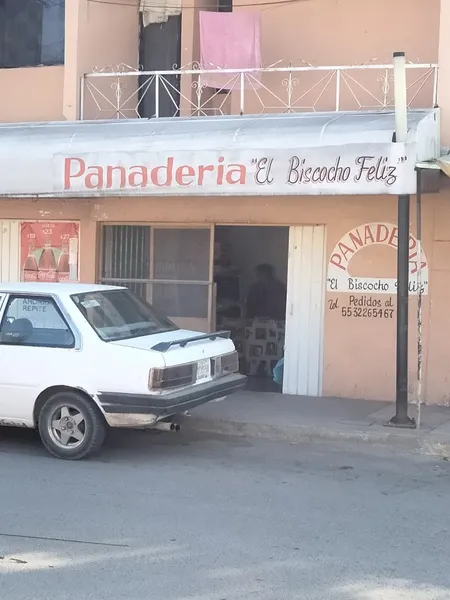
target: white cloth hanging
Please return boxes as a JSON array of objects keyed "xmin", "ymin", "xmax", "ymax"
[{"xmin": 139, "ymin": 0, "xmax": 182, "ymax": 26}]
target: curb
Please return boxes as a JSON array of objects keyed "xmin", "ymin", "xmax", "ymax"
[{"xmin": 184, "ymin": 416, "xmax": 450, "ymax": 457}]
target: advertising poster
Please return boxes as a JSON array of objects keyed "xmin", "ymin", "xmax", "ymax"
[{"xmin": 20, "ymin": 221, "xmax": 80, "ymax": 283}]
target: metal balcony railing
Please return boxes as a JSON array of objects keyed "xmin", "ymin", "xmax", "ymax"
[{"xmin": 80, "ymin": 60, "xmax": 438, "ymax": 120}]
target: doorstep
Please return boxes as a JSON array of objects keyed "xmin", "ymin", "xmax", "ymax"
[{"xmin": 184, "ymin": 392, "xmax": 450, "ymax": 456}]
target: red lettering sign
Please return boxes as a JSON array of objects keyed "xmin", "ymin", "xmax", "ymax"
[
  {"xmin": 328, "ymin": 222, "xmax": 428, "ymax": 272},
  {"xmin": 64, "ymin": 157, "xmax": 247, "ymax": 191}
]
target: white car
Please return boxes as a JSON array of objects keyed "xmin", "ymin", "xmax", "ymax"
[{"xmin": 0, "ymin": 283, "xmax": 246, "ymax": 460}]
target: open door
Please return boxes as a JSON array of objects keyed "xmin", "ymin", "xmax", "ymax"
[{"xmin": 283, "ymin": 226, "xmax": 326, "ymax": 396}]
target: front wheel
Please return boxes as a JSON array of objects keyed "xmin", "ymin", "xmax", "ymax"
[{"xmin": 38, "ymin": 391, "xmax": 106, "ymax": 460}]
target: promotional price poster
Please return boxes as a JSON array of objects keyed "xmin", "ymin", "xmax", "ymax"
[{"xmin": 20, "ymin": 222, "xmax": 80, "ymax": 283}]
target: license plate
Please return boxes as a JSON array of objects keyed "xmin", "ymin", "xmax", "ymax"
[{"xmin": 197, "ymin": 358, "xmax": 211, "ymax": 381}]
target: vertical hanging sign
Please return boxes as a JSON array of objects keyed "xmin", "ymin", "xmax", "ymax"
[{"xmin": 20, "ymin": 222, "xmax": 80, "ymax": 283}]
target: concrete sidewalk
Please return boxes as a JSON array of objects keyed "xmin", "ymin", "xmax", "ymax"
[{"xmin": 185, "ymin": 392, "xmax": 450, "ymax": 456}]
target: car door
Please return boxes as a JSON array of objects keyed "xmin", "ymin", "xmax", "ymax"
[{"xmin": 0, "ymin": 294, "xmax": 77, "ymax": 425}]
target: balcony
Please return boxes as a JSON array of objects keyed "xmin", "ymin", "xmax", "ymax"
[{"xmin": 80, "ymin": 60, "xmax": 438, "ymax": 120}]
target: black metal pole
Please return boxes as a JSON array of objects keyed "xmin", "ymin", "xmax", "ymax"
[
  {"xmin": 385, "ymin": 50, "xmax": 416, "ymax": 428},
  {"xmin": 388, "ymin": 193, "xmax": 416, "ymax": 428}
]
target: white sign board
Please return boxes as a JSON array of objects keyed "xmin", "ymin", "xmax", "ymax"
[
  {"xmin": 327, "ymin": 222, "xmax": 429, "ymax": 295},
  {"xmin": 0, "ymin": 141, "xmax": 418, "ymax": 197},
  {"xmin": 54, "ymin": 144, "xmax": 415, "ymax": 197}
]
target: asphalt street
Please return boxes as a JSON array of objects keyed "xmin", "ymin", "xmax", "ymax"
[{"xmin": 0, "ymin": 426, "xmax": 450, "ymax": 600}]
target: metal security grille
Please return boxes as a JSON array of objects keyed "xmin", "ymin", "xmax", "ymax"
[
  {"xmin": 100, "ymin": 225, "xmax": 213, "ymax": 328},
  {"xmin": 101, "ymin": 225, "xmax": 151, "ymax": 299}
]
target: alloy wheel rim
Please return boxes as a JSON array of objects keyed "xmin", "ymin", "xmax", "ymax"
[{"xmin": 48, "ymin": 405, "xmax": 86, "ymax": 449}]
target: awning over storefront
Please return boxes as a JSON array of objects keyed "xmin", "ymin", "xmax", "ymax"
[
  {"xmin": 0, "ymin": 110, "xmax": 439, "ymax": 198},
  {"xmin": 431, "ymin": 154, "xmax": 450, "ymax": 177},
  {"xmin": 416, "ymin": 152, "xmax": 450, "ymax": 185}
]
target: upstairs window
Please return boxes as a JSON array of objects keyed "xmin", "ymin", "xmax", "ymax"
[
  {"xmin": 0, "ymin": 0, "xmax": 65, "ymax": 69},
  {"xmin": 218, "ymin": 0, "xmax": 232, "ymax": 12}
]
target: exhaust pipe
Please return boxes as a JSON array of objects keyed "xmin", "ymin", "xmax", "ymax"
[{"xmin": 154, "ymin": 421, "xmax": 181, "ymax": 432}]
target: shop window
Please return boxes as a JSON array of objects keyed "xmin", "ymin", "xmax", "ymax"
[
  {"xmin": 100, "ymin": 225, "xmax": 211, "ymax": 323},
  {"xmin": 152, "ymin": 228, "xmax": 210, "ymax": 282},
  {"xmin": 101, "ymin": 225, "xmax": 151, "ymax": 300},
  {"xmin": 151, "ymin": 228, "xmax": 210, "ymax": 319},
  {"xmin": 0, "ymin": 0, "xmax": 65, "ymax": 69}
]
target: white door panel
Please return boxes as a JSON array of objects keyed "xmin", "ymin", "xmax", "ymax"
[
  {"xmin": 0, "ymin": 345, "xmax": 41, "ymax": 423},
  {"xmin": 283, "ymin": 226, "xmax": 326, "ymax": 396},
  {"xmin": 0, "ymin": 221, "xmax": 20, "ymax": 282}
]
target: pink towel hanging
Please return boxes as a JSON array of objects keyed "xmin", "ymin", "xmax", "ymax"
[{"xmin": 199, "ymin": 11, "xmax": 262, "ymax": 90}]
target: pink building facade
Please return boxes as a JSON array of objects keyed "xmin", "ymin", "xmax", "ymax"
[{"xmin": 1, "ymin": 0, "xmax": 450, "ymax": 406}]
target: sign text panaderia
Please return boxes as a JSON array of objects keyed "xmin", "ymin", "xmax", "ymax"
[
  {"xmin": 57, "ymin": 144, "xmax": 415, "ymax": 196},
  {"xmin": 327, "ymin": 222, "xmax": 429, "ymax": 296}
]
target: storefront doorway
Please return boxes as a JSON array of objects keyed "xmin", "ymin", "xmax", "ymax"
[
  {"xmin": 214, "ymin": 226, "xmax": 289, "ymax": 392},
  {"xmin": 99, "ymin": 222, "xmax": 326, "ymax": 397}
]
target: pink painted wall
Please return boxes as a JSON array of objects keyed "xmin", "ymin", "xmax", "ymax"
[
  {"xmin": 178, "ymin": 0, "xmax": 441, "ymax": 115},
  {"xmin": 0, "ymin": 0, "xmax": 140, "ymax": 123},
  {"xmin": 323, "ymin": 205, "xmax": 433, "ymax": 403},
  {"xmin": 424, "ymin": 179, "xmax": 450, "ymax": 405},
  {"xmin": 238, "ymin": 0, "xmax": 440, "ymax": 67},
  {"xmin": 64, "ymin": 0, "xmax": 140, "ymax": 120},
  {"xmin": 0, "ymin": 66, "xmax": 65, "ymax": 123},
  {"xmin": 1, "ymin": 0, "xmax": 439, "ymax": 122},
  {"xmin": 438, "ymin": 0, "xmax": 450, "ymax": 146}
]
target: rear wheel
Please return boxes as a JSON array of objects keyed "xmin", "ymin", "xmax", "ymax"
[{"xmin": 38, "ymin": 391, "xmax": 106, "ymax": 460}]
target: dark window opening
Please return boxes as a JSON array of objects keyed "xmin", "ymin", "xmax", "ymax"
[
  {"xmin": 0, "ymin": 0, "xmax": 65, "ymax": 69},
  {"xmin": 218, "ymin": 0, "xmax": 232, "ymax": 12},
  {"xmin": 138, "ymin": 14, "xmax": 182, "ymax": 118}
]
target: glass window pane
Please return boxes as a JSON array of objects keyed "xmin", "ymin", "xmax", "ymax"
[
  {"xmin": 1, "ymin": 296, "xmax": 74, "ymax": 347},
  {"xmin": 72, "ymin": 289, "xmax": 176, "ymax": 342},
  {"xmin": 0, "ymin": 0, "xmax": 65, "ymax": 69},
  {"xmin": 151, "ymin": 283, "xmax": 209, "ymax": 319},
  {"xmin": 41, "ymin": 1, "xmax": 65, "ymax": 65},
  {"xmin": 153, "ymin": 229, "xmax": 210, "ymax": 281}
]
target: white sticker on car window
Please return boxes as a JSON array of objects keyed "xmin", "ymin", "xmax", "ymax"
[{"xmin": 81, "ymin": 299, "xmax": 101, "ymax": 308}]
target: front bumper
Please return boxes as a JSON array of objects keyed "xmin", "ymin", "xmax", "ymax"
[{"xmin": 98, "ymin": 373, "xmax": 246, "ymax": 428}]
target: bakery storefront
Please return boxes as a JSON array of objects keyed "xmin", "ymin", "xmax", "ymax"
[{"xmin": 0, "ymin": 109, "xmax": 445, "ymax": 403}]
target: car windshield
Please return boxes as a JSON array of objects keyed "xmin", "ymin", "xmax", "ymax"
[{"xmin": 71, "ymin": 289, "xmax": 178, "ymax": 342}]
